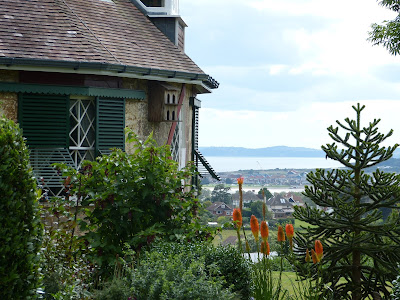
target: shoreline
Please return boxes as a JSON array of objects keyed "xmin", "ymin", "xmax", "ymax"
[{"xmin": 203, "ymin": 185, "xmax": 305, "ymax": 194}]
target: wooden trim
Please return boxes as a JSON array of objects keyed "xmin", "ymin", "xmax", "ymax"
[{"xmin": 167, "ymin": 83, "xmax": 185, "ymax": 145}]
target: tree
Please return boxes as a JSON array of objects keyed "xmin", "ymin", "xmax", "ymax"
[
  {"xmin": 211, "ymin": 184, "xmax": 232, "ymax": 205},
  {"xmin": 369, "ymin": 0, "xmax": 400, "ymax": 55},
  {"xmin": 293, "ymin": 104, "xmax": 400, "ymax": 299},
  {"xmin": 257, "ymin": 187, "xmax": 273, "ymax": 200},
  {"xmin": 250, "ymin": 201, "xmax": 272, "ymax": 220},
  {"xmin": 225, "ymin": 177, "xmax": 233, "ymax": 184},
  {"xmin": 0, "ymin": 117, "xmax": 42, "ymax": 298}
]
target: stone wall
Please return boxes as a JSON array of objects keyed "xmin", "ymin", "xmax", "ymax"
[
  {"xmin": 123, "ymin": 78, "xmax": 195, "ymax": 167},
  {"xmin": 0, "ymin": 70, "xmax": 19, "ymax": 122},
  {"xmin": 124, "ymin": 77, "xmax": 172, "ymax": 154}
]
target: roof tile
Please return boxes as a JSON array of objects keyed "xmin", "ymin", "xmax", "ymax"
[{"xmin": 0, "ymin": 0, "xmax": 204, "ymax": 74}]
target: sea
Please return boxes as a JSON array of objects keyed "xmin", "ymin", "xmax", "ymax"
[{"xmin": 205, "ymin": 156, "xmax": 343, "ymax": 173}]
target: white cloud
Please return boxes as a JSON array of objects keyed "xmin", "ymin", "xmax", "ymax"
[
  {"xmin": 181, "ymin": 0, "xmax": 400, "ymax": 148},
  {"xmin": 199, "ymin": 100, "xmax": 400, "ymax": 149}
]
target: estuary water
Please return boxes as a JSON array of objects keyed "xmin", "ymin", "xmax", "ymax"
[{"xmin": 205, "ymin": 156, "xmax": 342, "ymax": 172}]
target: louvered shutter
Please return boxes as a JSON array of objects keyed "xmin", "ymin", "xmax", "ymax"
[
  {"xmin": 18, "ymin": 94, "xmax": 69, "ymax": 148},
  {"xmin": 96, "ymin": 97, "xmax": 125, "ymax": 154}
]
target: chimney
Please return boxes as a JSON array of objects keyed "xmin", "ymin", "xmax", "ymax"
[{"xmin": 133, "ymin": 0, "xmax": 186, "ymax": 52}]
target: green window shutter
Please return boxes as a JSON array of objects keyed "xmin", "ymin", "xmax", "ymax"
[
  {"xmin": 18, "ymin": 93, "xmax": 69, "ymax": 148},
  {"xmin": 96, "ymin": 97, "xmax": 125, "ymax": 154}
]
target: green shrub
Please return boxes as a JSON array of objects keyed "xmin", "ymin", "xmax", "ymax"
[
  {"xmin": 0, "ymin": 117, "xmax": 42, "ymax": 298},
  {"xmin": 203, "ymin": 244, "xmax": 252, "ymax": 299},
  {"xmin": 55, "ymin": 130, "xmax": 216, "ymax": 276},
  {"xmin": 145, "ymin": 241, "xmax": 252, "ymax": 299},
  {"xmin": 40, "ymin": 197, "xmax": 95, "ymax": 299},
  {"xmin": 93, "ymin": 279, "xmax": 131, "ymax": 300},
  {"xmin": 130, "ymin": 246, "xmax": 236, "ymax": 299}
]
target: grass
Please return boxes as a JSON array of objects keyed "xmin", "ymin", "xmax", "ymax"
[{"xmin": 214, "ymin": 219, "xmax": 313, "ymax": 246}]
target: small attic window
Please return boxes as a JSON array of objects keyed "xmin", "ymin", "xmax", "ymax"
[{"xmin": 141, "ymin": 0, "xmax": 164, "ymax": 7}]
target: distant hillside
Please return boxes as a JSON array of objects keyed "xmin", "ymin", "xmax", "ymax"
[
  {"xmin": 199, "ymin": 146, "xmax": 325, "ymax": 157},
  {"xmin": 199, "ymin": 147, "xmax": 400, "ymax": 159}
]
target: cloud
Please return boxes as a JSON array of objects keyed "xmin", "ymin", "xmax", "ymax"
[
  {"xmin": 180, "ymin": 0, "xmax": 400, "ymax": 148},
  {"xmin": 198, "ymin": 100, "xmax": 400, "ymax": 149}
]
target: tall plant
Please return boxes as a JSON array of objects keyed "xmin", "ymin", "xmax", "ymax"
[
  {"xmin": 0, "ymin": 116, "xmax": 42, "ymax": 298},
  {"xmin": 294, "ymin": 104, "xmax": 400, "ymax": 299}
]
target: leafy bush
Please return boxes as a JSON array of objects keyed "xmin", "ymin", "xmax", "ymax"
[
  {"xmin": 129, "ymin": 244, "xmax": 236, "ymax": 300},
  {"xmin": 203, "ymin": 244, "xmax": 252, "ymax": 299},
  {"xmin": 143, "ymin": 241, "xmax": 252, "ymax": 299},
  {"xmin": 0, "ymin": 117, "xmax": 42, "ymax": 298},
  {"xmin": 93, "ymin": 279, "xmax": 131, "ymax": 300},
  {"xmin": 40, "ymin": 197, "xmax": 95, "ymax": 299},
  {"xmin": 55, "ymin": 130, "xmax": 216, "ymax": 276},
  {"xmin": 392, "ymin": 273, "xmax": 400, "ymax": 300}
]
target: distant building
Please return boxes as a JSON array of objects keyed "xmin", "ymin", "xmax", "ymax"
[
  {"xmin": 267, "ymin": 194, "xmax": 305, "ymax": 219},
  {"xmin": 206, "ymin": 202, "xmax": 233, "ymax": 216}
]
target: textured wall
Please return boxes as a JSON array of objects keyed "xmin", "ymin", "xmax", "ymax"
[
  {"xmin": 123, "ymin": 78, "xmax": 195, "ymax": 166},
  {"xmin": 0, "ymin": 70, "xmax": 19, "ymax": 122},
  {"xmin": 124, "ymin": 78, "xmax": 172, "ymax": 154}
]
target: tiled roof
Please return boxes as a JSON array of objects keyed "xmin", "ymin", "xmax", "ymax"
[
  {"xmin": 0, "ymin": 0, "xmax": 204, "ymax": 74},
  {"xmin": 206, "ymin": 202, "xmax": 233, "ymax": 212}
]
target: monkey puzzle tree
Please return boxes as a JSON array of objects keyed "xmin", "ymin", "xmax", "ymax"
[{"xmin": 293, "ymin": 104, "xmax": 400, "ymax": 300}]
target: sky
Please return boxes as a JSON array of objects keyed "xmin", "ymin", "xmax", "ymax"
[{"xmin": 180, "ymin": 0, "xmax": 400, "ymax": 150}]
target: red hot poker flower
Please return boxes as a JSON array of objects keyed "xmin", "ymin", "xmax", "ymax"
[
  {"xmin": 285, "ymin": 224, "xmax": 294, "ymax": 238},
  {"xmin": 277, "ymin": 225, "xmax": 285, "ymax": 242},
  {"xmin": 232, "ymin": 208, "xmax": 242, "ymax": 230},
  {"xmin": 261, "ymin": 241, "xmax": 267, "ymax": 256},
  {"xmin": 260, "ymin": 221, "xmax": 269, "ymax": 242},
  {"xmin": 285, "ymin": 223, "xmax": 294, "ymax": 249},
  {"xmin": 237, "ymin": 177, "xmax": 244, "ymax": 185},
  {"xmin": 250, "ymin": 215, "xmax": 259, "ymax": 242},
  {"xmin": 311, "ymin": 249, "xmax": 318, "ymax": 264},
  {"xmin": 315, "ymin": 240, "xmax": 323, "ymax": 261},
  {"xmin": 305, "ymin": 249, "xmax": 311, "ymax": 263}
]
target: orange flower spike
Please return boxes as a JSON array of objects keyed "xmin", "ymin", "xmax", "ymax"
[
  {"xmin": 237, "ymin": 177, "xmax": 244, "ymax": 185},
  {"xmin": 285, "ymin": 224, "xmax": 294, "ymax": 239},
  {"xmin": 261, "ymin": 241, "xmax": 267, "ymax": 256},
  {"xmin": 305, "ymin": 249, "xmax": 311, "ymax": 263},
  {"xmin": 260, "ymin": 221, "xmax": 269, "ymax": 242},
  {"xmin": 311, "ymin": 249, "xmax": 318, "ymax": 264},
  {"xmin": 232, "ymin": 208, "xmax": 242, "ymax": 231},
  {"xmin": 266, "ymin": 241, "xmax": 270, "ymax": 256},
  {"xmin": 315, "ymin": 240, "xmax": 323, "ymax": 261},
  {"xmin": 250, "ymin": 215, "xmax": 259, "ymax": 242},
  {"xmin": 277, "ymin": 225, "xmax": 285, "ymax": 242},
  {"xmin": 285, "ymin": 223, "xmax": 294, "ymax": 249}
]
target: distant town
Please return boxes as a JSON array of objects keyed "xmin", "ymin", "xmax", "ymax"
[{"xmin": 201, "ymin": 168, "xmax": 313, "ymax": 187}]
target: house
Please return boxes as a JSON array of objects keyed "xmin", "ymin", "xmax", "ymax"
[
  {"xmin": 206, "ymin": 202, "xmax": 233, "ymax": 217},
  {"xmin": 0, "ymin": 0, "xmax": 220, "ymax": 196},
  {"xmin": 266, "ymin": 194, "xmax": 305, "ymax": 219}
]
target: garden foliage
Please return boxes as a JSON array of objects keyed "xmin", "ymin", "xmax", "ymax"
[
  {"xmin": 129, "ymin": 241, "xmax": 250, "ymax": 300},
  {"xmin": 56, "ymin": 130, "xmax": 216, "ymax": 276},
  {"xmin": 0, "ymin": 117, "xmax": 42, "ymax": 298},
  {"xmin": 40, "ymin": 197, "xmax": 94, "ymax": 299},
  {"xmin": 294, "ymin": 104, "xmax": 400, "ymax": 299}
]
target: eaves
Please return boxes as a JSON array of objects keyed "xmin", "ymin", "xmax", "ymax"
[{"xmin": 0, "ymin": 57, "xmax": 219, "ymax": 94}]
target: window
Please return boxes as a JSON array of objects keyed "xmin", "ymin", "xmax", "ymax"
[
  {"xmin": 69, "ymin": 96, "xmax": 96, "ymax": 167},
  {"xmin": 19, "ymin": 93, "xmax": 125, "ymax": 196},
  {"xmin": 141, "ymin": 0, "xmax": 164, "ymax": 7}
]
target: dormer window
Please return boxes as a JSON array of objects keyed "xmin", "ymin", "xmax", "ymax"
[{"xmin": 141, "ymin": 0, "xmax": 164, "ymax": 7}]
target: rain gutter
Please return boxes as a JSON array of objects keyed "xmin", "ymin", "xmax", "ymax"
[{"xmin": 0, "ymin": 57, "xmax": 219, "ymax": 93}]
